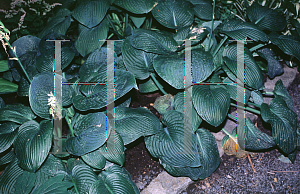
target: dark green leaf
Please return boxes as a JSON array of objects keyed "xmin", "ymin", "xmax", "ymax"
[
  {"xmin": 247, "ymin": 2, "xmax": 287, "ymax": 31},
  {"xmin": 0, "ymin": 60, "xmax": 9, "ymax": 72},
  {"xmin": 154, "ymin": 49, "xmax": 214, "ymax": 89},
  {"xmin": 130, "ymin": 29, "xmax": 178, "ymax": 54},
  {"xmin": 0, "ymin": 104, "xmax": 36, "ymax": 124},
  {"xmin": 32, "ymin": 175, "xmax": 73, "ymax": 194},
  {"xmin": 122, "ymin": 37, "xmax": 155, "ymax": 80},
  {"xmin": 75, "ymin": 19, "xmax": 109, "ymax": 57},
  {"xmin": 73, "ymin": 70, "xmax": 137, "ymax": 111},
  {"xmin": 66, "ymin": 112, "xmax": 107, "ymax": 156},
  {"xmin": 269, "ymin": 33, "xmax": 300, "ymax": 62},
  {"xmin": 238, "ymin": 118, "xmax": 275, "ymax": 150},
  {"xmin": 29, "ymin": 72, "xmax": 73, "ymax": 120},
  {"xmin": 193, "ymin": 85, "xmax": 230, "ymax": 127},
  {"xmin": 220, "ymin": 19, "xmax": 268, "ymax": 42},
  {"xmin": 257, "ymin": 48, "xmax": 283, "ymax": 79},
  {"xmin": 0, "ymin": 158, "xmax": 23, "ymax": 194},
  {"xmin": 145, "ymin": 110, "xmax": 201, "ymax": 168},
  {"xmin": 114, "ymin": 0, "xmax": 157, "ymax": 14},
  {"xmin": 72, "ymin": 0, "xmax": 110, "ymax": 28},
  {"xmin": 14, "ymin": 120, "xmax": 53, "ymax": 172},
  {"xmin": 115, "ymin": 107, "xmax": 160, "ymax": 145},
  {"xmin": 151, "ymin": 0, "xmax": 194, "ymax": 29},
  {"xmin": 261, "ymin": 97, "xmax": 297, "ymax": 154},
  {"xmin": 130, "ymin": 16, "xmax": 146, "ymax": 28},
  {"xmin": 99, "ymin": 131, "xmax": 125, "ymax": 166},
  {"xmin": 0, "ymin": 122, "xmax": 19, "ymax": 153},
  {"xmin": 223, "ymin": 44, "xmax": 264, "ymax": 90},
  {"xmin": 191, "ymin": 0, "xmax": 213, "ymax": 20},
  {"xmin": 0, "ymin": 78, "xmax": 18, "ymax": 94},
  {"xmin": 14, "ymin": 171, "xmax": 36, "ymax": 194},
  {"xmin": 82, "ymin": 149, "xmax": 106, "ymax": 170},
  {"xmin": 38, "ymin": 9, "xmax": 72, "ymax": 38},
  {"xmin": 0, "ymin": 150, "xmax": 16, "ymax": 166},
  {"xmin": 72, "ymin": 164, "xmax": 98, "ymax": 194}
]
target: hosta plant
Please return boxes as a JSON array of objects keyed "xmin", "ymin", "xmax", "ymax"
[{"xmin": 1, "ymin": 0, "xmax": 300, "ymax": 193}]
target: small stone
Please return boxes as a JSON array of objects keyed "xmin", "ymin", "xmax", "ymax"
[
  {"xmin": 227, "ymin": 175, "xmax": 232, "ymax": 179},
  {"xmin": 201, "ymin": 185, "xmax": 206, "ymax": 190}
]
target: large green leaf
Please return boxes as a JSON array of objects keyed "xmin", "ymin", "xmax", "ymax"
[
  {"xmin": 82, "ymin": 149, "xmax": 106, "ymax": 170},
  {"xmin": 31, "ymin": 175, "xmax": 73, "ymax": 194},
  {"xmin": 14, "ymin": 120, "xmax": 53, "ymax": 172},
  {"xmin": 114, "ymin": 0, "xmax": 157, "ymax": 14},
  {"xmin": 138, "ymin": 76, "xmax": 161, "ymax": 93},
  {"xmin": 75, "ymin": 19, "xmax": 109, "ymax": 57},
  {"xmin": 261, "ymin": 97, "xmax": 298, "ymax": 154},
  {"xmin": 269, "ymin": 33, "xmax": 300, "ymax": 62},
  {"xmin": 0, "ymin": 158, "xmax": 23, "ymax": 194},
  {"xmin": 14, "ymin": 171, "xmax": 36, "ymax": 194},
  {"xmin": 190, "ymin": 0, "xmax": 213, "ymax": 20},
  {"xmin": 0, "ymin": 122, "xmax": 19, "ymax": 153},
  {"xmin": 115, "ymin": 107, "xmax": 160, "ymax": 145},
  {"xmin": 173, "ymin": 92, "xmax": 202, "ymax": 132},
  {"xmin": 66, "ymin": 112, "xmax": 107, "ymax": 156},
  {"xmin": 122, "ymin": 37, "xmax": 155, "ymax": 80},
  {"xmin": 29, "ymin": 72, "xmax": 73, "ymax": 120},
  {"xmin": 195, "ymin": 128, "xmax": 220, "ymax": 179},
  {"xmin": 33, "ymin": 154, "xmax": 67, "ymax": 190},
  {"xmin": 96, "ymin": 163, "xmax": 139, "ymax": 194},
  {"xmin": 273, "ymin": 79, "xmax": 294, "ymax": 111},
  {"xmin": 223, "ymin": 44, "xmax": 264, "ymax": 90},
  {"xmin": 72, "ymin": 0, "xmax": 110, "ymax": 28},
  {"xmin": 37, "ymin": 33, "xmax": 75, "ymax": 72},
  {"xmin": 130, "ymin": 16, "xmax": 146, "ymax": 28},
  {"xmin": 247, "ymin": 2, "xmax": 287, "ymax": 31},
  {"xmin": 0, "ymin": 104, "xmax": 36, "ymax": 124},
  {"xmin": 0, "ymin": 78, "xmax": 18, "ymax": 94},
  {"xmin": 257, "ymin": 48, "xmax": 283, "ymax": 79},
  {"xmin": 78, "ymin": 46, "xmax": 116, "ymax": 78},
  {"xmin": 98, "ymin": 131, "xmax": 125, "ymax": 166},
  {"xmin": 192, "ymin": 85, "xmax": 230, "ymax": 127},
  {"xmin": 220, "ymin": 19, "xmax": 268, "ymax": 42},
  {"xmin": 237, "ymin": 118, "xmax": 275, "ymax": 151},
  {"xmin": 38, "ymin": 9, "xmax": 72, "ymax": 38},
  {"xmin": 145, "ymin": 110, "xmax": 201, "ymax": 168},
  {"xmin": 153, "ymin": 49, "xmax": 214, "ymax": 89},
  {"xmin": 222, "ymin": 77, "xmax": 251, "ymax": 105},
  {"xmin": 130, "ymin": 29, "xmax": 178, "ymax": 54},
  {"xmin": 151, "ymin": 0, "xmax": 194, "ymax": 29},
  {"xmin": 16, "ymin": 51, "xmax": 39, "ymax": 97},
  {"xmin": 71, "ymin": 164, "xmax": 98, "ymax": 194},
  {"xmin": 0, "ymin": 60, "xmax": 9, "ymax": 72},
  {"xmin": 8, "ymin": 35, "xmax": 40, "ymax": 82},
  {"xmin": 73, "ymin": 70, "xmax": 137, "ymax": 111},
  {"xmin": 160, "ymin": 127, "xmax": 220, "ymax": 180},
  {"xmin": 0, "ymin": 150, "xmax": 16, "ymax": 166}
]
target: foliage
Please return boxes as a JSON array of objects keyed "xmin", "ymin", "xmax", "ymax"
[{"xmin": 0, "ymin": 0, "xmax": 300, "ymax": 193}]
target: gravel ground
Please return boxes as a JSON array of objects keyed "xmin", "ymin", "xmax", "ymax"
[{"xmin": 181, "ymin": 150, "xmax": 300, "ymax": 193}]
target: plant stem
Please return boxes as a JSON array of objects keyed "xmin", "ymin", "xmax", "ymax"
[
  {"xmin": 249, "ymin": 43, "xmax": 266, "ymax": 52},
  {"xmin": 228, "ymin": 113, "xmax": 242, "ymax": 123},
  {"xmin": 107, "ymin": 33, "xmax": 114, "ymax": 39},
  {"xmin": 148, "ymin": 17, "xmax": 152, "ymax": 30},
  {"xmin": 230, "ymin": 103, "xmax": 261, "ymax": 115},
  {"xmin": 107, "ymin": 15, "xmax": 122, "ymax": 39},
  {"xmin": 213, "ymin": 35, "xmax": 228, "ymax": 57},
  {"xmin": 262, "ymin": 91, "xmax": 274, "ymax": 96},
  {"xmin": 2, "ymin": 36, "xmax": 31, "ymax": 84},
  {"xmin": 65, "ymin": 114, "xmax": 75, "ymax": 137},
  {"xmin": 124, "ymin": 13, "xmax": 128, "ymax": 32},
  {"xmin": 208, "ymin": 0, "xmax": 216, "ymax": 51},
  {"xmin": 150, "ymin": 73, "xmax": 167, "ymax": 95},
  {"xmin": 222, "ymin": 128, "xmax": 237, "ymax": 144},
  {"xmin": 248, "ymin": 101, "xmax": 261, "ymax": 109}
]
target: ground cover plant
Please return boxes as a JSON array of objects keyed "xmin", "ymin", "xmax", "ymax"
[{"xmin": 0, "ymin": 0, "xmax": 300, "ymax": 193}]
